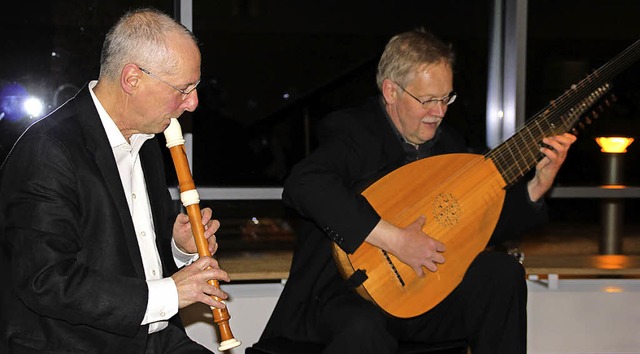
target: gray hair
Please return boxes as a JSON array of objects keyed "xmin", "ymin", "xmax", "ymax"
[
  {"xmin": 376, "ymin": 29, "xmax": 455, "ymax": 90},
  {"xmin": 99, "ymin": 8, "xmax": 197, "ymax": 80}
]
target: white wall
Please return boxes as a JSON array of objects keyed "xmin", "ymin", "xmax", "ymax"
[
  {"xmin": 181, "ymin": 282, "xmax": 285, "ymax": 354},
  {"xmin": 182, "ymin": 279, "xmax": 640, "ymax": 354},
  {"xmin": 527, "ymin": 279, "xmax": 640, "ymax": 354}
]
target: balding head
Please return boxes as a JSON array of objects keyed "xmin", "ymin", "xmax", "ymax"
[{"xmin": 99, "ymin": 8, "xmax": 197, "ymax": 82}]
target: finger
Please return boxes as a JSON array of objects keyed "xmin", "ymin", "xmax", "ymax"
[
  {"xmin": 199, "ymin": 292, "xmax": 227, "ymax": 309},
  {"xmin": 209, "ymin": 240, "xmax": 219, "ymax": 255},
  {"xmin": 433, "ymin": 253, "xmax": 446, "ymax": 264},
  {"xmin": 207, "ymin": 298, "xmax": 228, "ymax": 310},
  {"xmin": 204, "ymin": 219, "xmax": 221, "ymax": 234},
  {"xmin": 435, "ymin": 240, "xmax": 446, "ymax": 252},
  {"xmin": 205, "ymin": 232, "xmax": 217, "ymax": 245},
  {"xmin": 176, "ymin": 212, "xmax": 190, "ymax": 225},
  {"xmin": 423, "ymin": 261, "xmax": 438, "ymax": 273},
  {"xmin": 203, "ymin": 266, "xmax": 230, "ymax": 283},
  {"xmin": 557, "ymin": 133, "xmax": 577, "ymax": 144},
  {"xmin": 544, "ymin": 135, "xmax": 573, "ymax": 153},
  {"xmin": 411, "ymin": 215, "xmax": 427, "ymax": 229},
  {"xmin": 201, "ymin": 207, "xmax": 213, "ymax": 224},
  {"xmin": 193, "ymin": 257, "xmax": 211, "ymax": 271},
  {"xmin": 213, "ymin": 269, "xmax": 231, "ymax": 283},
  {"xmin": 203, "ymin": 256, "xmax": 221, "ymax": 269},
  {"xmin": 213, "ymin": 244, "xmax": 219, "ymax": 254},
  {"xmin": 201, "ymin": 282, "xmax": 229, "ymax": 300},
  {"xmin": 539, "ymin": 144, "xmax": 559, "ymax": 162},
  {"xmin": 193, "ymin": 256, "xmax": 218, "ymax": 270},
  {"xmin": 541, "ymin": 138, "xmax": 559, "ymax": 152},
  {"xmin": 544, "ymin": 142, "xmax": 569, "ymax": 163},
  {"xmin": 547, "ymin": 137, "xmax": 569, "ymax": 153}
]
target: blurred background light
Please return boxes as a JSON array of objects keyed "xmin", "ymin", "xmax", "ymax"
[
  {"xmin": 24, "ymin": 96, "xmax": 45, "ymax": 118},
  {"xmin": 0, "ymin": 83, "xmax": 29, "ymax": 122},
  {"xmin": 596, "ymin": 137, "xmax": 635, "ymax": 154}
]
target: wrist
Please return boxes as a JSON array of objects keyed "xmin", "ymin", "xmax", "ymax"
[{"xmin": 527, "ymin": 178, "xmax": 549, "ymax": 203}]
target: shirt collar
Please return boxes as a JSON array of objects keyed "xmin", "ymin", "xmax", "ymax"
[{"xmin": 88, "ymin": 80, "xmax": 154, "ymax": 151}]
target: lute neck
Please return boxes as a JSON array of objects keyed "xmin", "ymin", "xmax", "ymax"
[{"xmin": 487, "ymin": 39, "xmax": 640, "ymax": 187}]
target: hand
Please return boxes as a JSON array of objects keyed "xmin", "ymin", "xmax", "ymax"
[
  {"xmin": 393, "ymin": 216, "xmax": 446, "ymax": 276},
  {"xmin": 171, "ymin": 256, "xmax": 231, "ymax": 309},
  {"xmin": 528, "ymin": 133, "xmax": 577, "ymax": 201},
  {"xmin": 173, "ymin": 207, "xmax": 220, "ymax": 255},
  {"xmin": 367, "ymin": 216, "xmax": 446, "ymax": 277}
]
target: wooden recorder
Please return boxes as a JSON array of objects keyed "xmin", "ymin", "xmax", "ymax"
[{"xmin": 164, "ymin": 118, "xmax": 241, "ymax": 351}]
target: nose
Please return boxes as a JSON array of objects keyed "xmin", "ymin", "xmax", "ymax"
[
  {"xmin": 429, "ymin": 100, "xmax": 447, "ymax": 116},
  {"xmin": 182, "ymin": 90, "xmax": 199, "ymax": 112}
]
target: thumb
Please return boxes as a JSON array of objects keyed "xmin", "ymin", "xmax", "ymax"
[
  {"xmin": 411, "ymin": 215, "xmax": 427, "ymax": 229},
  {"xmin": 176, "ymin": 212, "xmax": 190, "ymax": 225}
]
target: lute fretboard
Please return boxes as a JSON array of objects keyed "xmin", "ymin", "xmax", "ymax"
[{"xmin": 489, "ymin": 39, "xmax": 640, "ymax": 186}]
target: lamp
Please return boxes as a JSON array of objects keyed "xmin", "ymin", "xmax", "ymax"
[
  {"xmin": 596, "ymin": 137, "xmax": 634, "ymax": 154},
  {"xmin": 595, "ymin": 136, "xmax": 634, "ymax": 254}
]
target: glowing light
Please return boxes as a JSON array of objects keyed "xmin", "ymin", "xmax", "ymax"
[
  {"xmin": 595, "ymin": 137, "xmax": 634, "ymax": 153},
  {"xmin": 23, "ymin": 96, "xmax": 44, "ymax": 118},
  {"xmin": 0, "ymin": 83, "xmax": 28, "ymax": 121},
  {"xmin": 497, "ymin": 110, "xmax": 504, "ymax": 118},
  {"xmin": 602, "ymin": 286, "xmax": 623, "ymax": 293},
  {"xmin": 594, "ymin": 255, "xmax": 632, "ymax": 270}
]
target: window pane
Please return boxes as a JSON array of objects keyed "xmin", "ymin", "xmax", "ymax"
[
  {"xmin": 190, "ymin": 0, "xmax": 492, "ymax": 186},
  {"xmin": 526, "ymin": 0, "xmax": 640, "ymax": 223},
  {"xmin": 199, "ymin": 199, "xmax": 295, "ymax": 253},
  {"xmin": 0, "ymin": 0, "xmax": 173, "ymax": 163}
]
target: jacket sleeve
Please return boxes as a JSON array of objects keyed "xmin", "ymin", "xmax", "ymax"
[
  {"xmin": 282, "ymin": 116, "xmax": 382, "ymax": 254},
  {"xmin": 2, "ymin": 133, "xmax": 148, "ymax": 336},
  {"xmin": 489, "ymin": 176, "xmax": 549, "ymax": 246}
]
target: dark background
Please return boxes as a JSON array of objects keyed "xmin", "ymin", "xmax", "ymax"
[{"xmin": 1, "ymin": 0, "xmax": 639, "ymax": 245}]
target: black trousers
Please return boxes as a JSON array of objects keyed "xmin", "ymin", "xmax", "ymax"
[
  {"xmin": 317, "ymin": 251, "xmax": 527, "ymax": 354},
  {"xmin": 145, "ymin": 323, "xmax": 213, "ymax": 354}
]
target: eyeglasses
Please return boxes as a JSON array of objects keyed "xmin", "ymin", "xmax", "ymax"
[
  {"xmin": 395, "ymin": 82, "xmax": 457, "ymax": 108},
  {"xmin": 138, "ymin": 67, "xmax": 200, "ymax": 100}
]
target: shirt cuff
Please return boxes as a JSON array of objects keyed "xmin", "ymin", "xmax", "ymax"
[
  {"xmin": 142, "ymin": 278, "xmax": 178, "ymax": 325},
  {"xmin": 526, "ymin": 188, "xmax": 545, "ymax": 210},
  {"xmin": 172, "ymin": 238, "xmax": 199, "ymax": 267}
]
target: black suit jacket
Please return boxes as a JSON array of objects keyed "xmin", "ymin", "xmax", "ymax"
[
  {"xmin": 0, "ymin": 85, "xmax": 182, "ymax": 353},
  {"xmin": 261, "ymin": 97, "xmax": 547, "ymax": 342}
]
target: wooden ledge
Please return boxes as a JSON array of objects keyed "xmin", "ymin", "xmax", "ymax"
[
  {"xmin": 549, "ymin": 185, "xmax": 640, "ymax": 199},
  {"xmin": 216, "ymin": 251, "xmax": 640, "ymax": 282},
  {"xmin": 217, "ymin": 251, "xmax": 293, "ymax": 281},
  {"xmin": 524, "ymin": 254, "xmax": 640, "ymax": 276}
]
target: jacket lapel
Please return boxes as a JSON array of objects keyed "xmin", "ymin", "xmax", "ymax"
[
  {"xmin": 74, "ymin": 85, "xmax": 146, "ymax": 278},
  {"xmin": 369, "ymin": 99, "xmax": 408, "ymax": 172}
]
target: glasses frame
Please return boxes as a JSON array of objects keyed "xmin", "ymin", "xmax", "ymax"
[
  {"xmin": 395, "ymin": 82, "xmax": 457, "ymax": 108},
  {"xmin": 138, "ymin": 66, "xmax": 200, "ymax": 99}
]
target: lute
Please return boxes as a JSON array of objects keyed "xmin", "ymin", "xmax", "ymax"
[{"xmin": 333, "ymin": 38, "xmax": 640, "ymax": 318}]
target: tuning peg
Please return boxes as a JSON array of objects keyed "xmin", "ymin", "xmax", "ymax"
[{"xmin": 611, "ymin": 93, "xmax": 618, "ymax": 102}]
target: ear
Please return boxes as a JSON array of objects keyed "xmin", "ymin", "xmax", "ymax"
[
  {"xmin": 121, "ymin": 64, "xmax": 141, "ymax": 95},
  {"xmin": 381, "ymin": 79, "xmax": 398, "ymax": 104}
]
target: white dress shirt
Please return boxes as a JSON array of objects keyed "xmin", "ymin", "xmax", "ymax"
[{"xmin": 88, "ymin": 81, "xmax": 195, "ymax": 333}]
